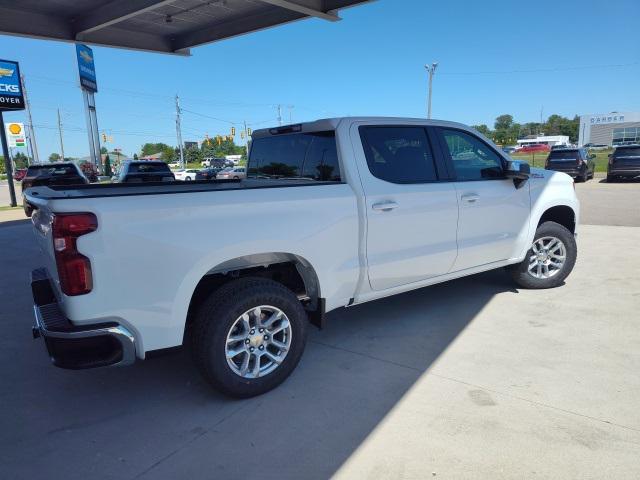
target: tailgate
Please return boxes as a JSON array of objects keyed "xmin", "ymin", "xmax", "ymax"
[{"xmin": 30, "ymin": 207, "xmax": 60, "ymax": 297}]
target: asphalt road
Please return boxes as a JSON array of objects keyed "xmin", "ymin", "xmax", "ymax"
[
  {"xmin": 1, "ymin": 204, "xmax": 639, "ymax": 478},
  {"xmin": 0, "ymin": 179, "xmax": 19, "ymax": 207}
]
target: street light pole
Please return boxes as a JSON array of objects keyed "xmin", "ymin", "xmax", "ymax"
[{"xmin": 424, "ymin": 62, "xmax": 438, "ymax": 119}]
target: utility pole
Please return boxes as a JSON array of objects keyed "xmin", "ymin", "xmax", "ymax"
[
  {"xmin": 175, "ymin": 95, "xmax": 185, "ymax": 169},
  {"xmin": 21, "ymin": 74, "xmax": 39, "ymax": 164},
  {"xmin": 57, "ymin": 108, "xmax": 65, "ymax": 160},
  {"xmin": 424, "ymin": 62, "xmax": 438, "ymax": 119},
  {"xmin": 277, "ymin": 105, "xmax": 283, "ymax": 126},
  {"xmin": 288, "ymin": 105, "xmax": 294, "ymax": 124},
  {"xmin": 243, "ymin": 120, "xmax": 250, "ymax": 160}
]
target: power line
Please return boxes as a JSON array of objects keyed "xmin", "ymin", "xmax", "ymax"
[{"xmin": 439, "ymin": 60, "xmax": 640, "ymax": 76}]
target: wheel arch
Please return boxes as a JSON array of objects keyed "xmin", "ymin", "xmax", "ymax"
[
  {"xmin": 537, "ymin": 205, "xmax": 576, "ymax": 234},
  {"xmin": 185, "ymin": 252, "xmax": 324, "ymax": 331}
]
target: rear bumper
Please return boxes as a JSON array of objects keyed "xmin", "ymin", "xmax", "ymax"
[
  {"xmin": 608, "ymin": 167, "xmax": 640, "ymax": 178},
  {"xmin": 547, "ymin": 167, "xmax": 582, "ymax": 177},
  {"xmin": 31, "ymin": 268, "xmax": 136, "ymax": 369}
]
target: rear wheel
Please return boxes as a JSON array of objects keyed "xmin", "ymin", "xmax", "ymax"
[
  {"xmin": 607, "ymin": 175, "xmax": 617, "ymax": 183},
  {"xmin": 192, "ymin": 277, "xmax": 308, "ymax": 398},
  {"xmin": 508, "ymin": 221, "xmax": 577, "ymax": 289}
]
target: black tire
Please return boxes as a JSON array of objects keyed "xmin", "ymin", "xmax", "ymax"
[
  {"xmin": 508, "ymin": 221, "xmax": 577, "ymax": 289},
  {"xmin": 192, "ymin": 277, "xmax": 308, "ymax": 398},
  {"xmin": 185, "ymin": 177, "xmax": 192, "ymax": 181},
  {"xmin": 606, "ymin": 175, "xmax": 616, "ymax": 183}
]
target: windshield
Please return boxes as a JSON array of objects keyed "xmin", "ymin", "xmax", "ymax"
[
  {"xmin": 614, "ymin": 147, "xmax": 640, "ymax": 158},
  {"xmin": 128, "ymin": 163, "xmax": 170, "ymax": 173},
  {"xmin": 26, "ymin": 165, "xmax": 78, "ymax": 176},
  {"xmin": 548, "ymin": 150, "xmax": 579, "ymax": 162}
]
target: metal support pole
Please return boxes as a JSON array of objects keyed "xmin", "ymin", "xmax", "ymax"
[
  {"xmin": 0, "ymin": 112, "xmax": 17, "ymax": 207},
  {"xmin": 425, "ymin": 62, "xmax": 438, "ymax": 119},
  {"xmin": 82, "ymin": 89, "xmax": 97, "ymax": 168},
  {"xmin": 277, "ymin": 105, "xmax": 282, "ymax": 126},
  {"xmin": 88, "ymin": 92, "xmax": 102, "ymax": 174},
  {"xmin": 21, "ymin": 74, "xmax": 39, "ymax": 164},
  {"xmin": 175, "ymin": 95, "xmax": 185, "ymax": 169}
]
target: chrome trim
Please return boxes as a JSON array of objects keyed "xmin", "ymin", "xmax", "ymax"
[{"xmin": 33, "ymin": 305, "xmax": 136, "ymax": 367}]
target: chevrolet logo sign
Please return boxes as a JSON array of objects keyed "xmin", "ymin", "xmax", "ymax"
[
  {"xmin": 0, "ymin": 68, "xmax": 14, "ymax": 78},
  {"xmin": 79, "ymin": 51, "xmax": 93, "ymax": 63}
]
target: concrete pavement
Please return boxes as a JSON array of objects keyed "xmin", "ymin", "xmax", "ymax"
[
  {"xmin": 1, "ymin": 217, "xmax": 639, "ymax": 479},
  {"xmin": 575, "ymin": 178, "xmax": 640, "ymax": 227}
]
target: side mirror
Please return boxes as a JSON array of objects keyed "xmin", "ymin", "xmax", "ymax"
[{"xmin": 505, "ymin": 160, "xmax": 530, "ymax": 180}]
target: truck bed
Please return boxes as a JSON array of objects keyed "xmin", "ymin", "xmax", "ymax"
[{"xmin": 25, "ymin": 178, "xmax": 339, "ymax": 201}]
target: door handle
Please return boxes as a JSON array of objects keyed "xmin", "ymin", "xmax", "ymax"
[
  {"xmin": 372, "ymin": 201, "xmax": 398, "ymax": 212},
  {"xmin": 461, "ymin": 193, "xmax": 480, "ymax": 204}
]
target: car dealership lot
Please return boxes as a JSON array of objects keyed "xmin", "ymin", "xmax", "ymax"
[{"xmin": 1, "ymin": 181, "xmax": 639, "ymax": 479}]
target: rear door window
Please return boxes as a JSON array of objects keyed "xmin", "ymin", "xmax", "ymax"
[
  {"xmin": 248, "ymin": 132, "xmax": 341, "ymax": 181},
  {"xmin": 359, "ymin": 126, "xmax": 438, "ymax": 183}
]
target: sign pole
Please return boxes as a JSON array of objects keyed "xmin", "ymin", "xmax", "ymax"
[
  {"xmin": 75, "ymin": 44, "xmax": 102, "ymax": 175},
  {"xmin": 0, "ymin": 112, "xmax": 17, "ymax": 207}
]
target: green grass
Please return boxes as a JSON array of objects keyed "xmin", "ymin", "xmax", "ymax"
[
  {"xmin": 510, "ymin": 149, "xmax": 611, "ymax": 173},
  {"xmin": 0, "ymin": 205, "xmax": 22, "ymax": 211}
]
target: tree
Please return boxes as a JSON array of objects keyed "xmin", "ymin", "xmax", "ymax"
[
  {"xmin": 100, "ymin": 146, "xmax": 108, "ymax": 154},
  {"xmin": 140, "ymin": 142, "xmax": 175, "ymax": 161},
  {"xmin": 13, "ymin": 152, "xmax": 29, "ymax": 169},
  {"xmin": 494, "ymin": 114, "xmax": 514, "ymax": 132},
  {"xmin": 133, "ymin": 153, "xmax": 138, "ymax": 160},
  {"xmin": 472, "ymin": 124, "xmax": 492, "ymax": 137},
  {"xmin": 49, "ymin": 153, "xmax": 61, "ymax": 162}
]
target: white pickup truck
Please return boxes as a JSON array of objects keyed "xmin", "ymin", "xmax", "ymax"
[{"xmin": 26, "ymin": 117, "xmax": 579, "ymax": 397}]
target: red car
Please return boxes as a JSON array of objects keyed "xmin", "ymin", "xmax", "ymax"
[
  {"xmin": 13, "ymin": 168, "xmax": 27, "ymax": 181},
  {"xmin": 518, "ymin": 143, "xmax": 550, "ymax": 153}
]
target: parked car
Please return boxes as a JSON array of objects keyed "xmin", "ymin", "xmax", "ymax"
[
  {"xmin": 545, "ymin": 148, "xmax": 595, "ymax": 182},
  {"xmin": 501, "ymin": 146, "xmax": 517, "ymax": 154},
  {"xmin": 174, "ymin": 169, "xmax": 200, "ymax": 181},
  {"xmin": 26, "ymin": 117, "xmax": 579, "ymax": 398},
  {"xmin": 21, "ymin": 162, "xmax": 89, "ymax": 216},
  {"xmin": 518, "ymin": 143, "xmax": 551, "ymax": 153},
  {"xmin": 13, "ymin": 168, "xmax": 27, "ymax": 181},
  {"xmin": 195, "ymin": 167, "xmax": 219, "ymax": 180},
  {"xmin": 112, "ymin": 160, "xmax": 175, "ymax": 183},
  {"xmin": 168, "ymin": 162, "xmax": 181, "ymax": 169},
  {"xmin": 607, "ymin": 145, "xmax": 640, "ymax": 182},
  {"xmin": 79, "ymin": 162, "xmax": 99, "ymax": 182},
  {"xmin": 216, "ymin": 166, "xmax": 246, "ymax": 179}
]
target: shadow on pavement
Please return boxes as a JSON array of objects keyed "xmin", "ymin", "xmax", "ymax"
[{"xmin": 1, "ymin": 222, "xmax": 518, "ymax": 480}]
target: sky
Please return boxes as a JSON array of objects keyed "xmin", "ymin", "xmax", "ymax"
[{"xmin": 1, "ymin": 0, "xmax": 639, "ymax": 159}]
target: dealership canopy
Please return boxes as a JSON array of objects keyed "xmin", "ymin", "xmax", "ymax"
[{"xmin": 0, "ymin": 0, "xmax": 371, "ymax": 55}]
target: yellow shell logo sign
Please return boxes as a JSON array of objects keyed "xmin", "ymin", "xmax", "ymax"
[{"xmin": 8, "ymin": 123, "xmax": 22, "ymax": 135}]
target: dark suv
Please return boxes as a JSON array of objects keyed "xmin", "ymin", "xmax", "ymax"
[
  {"xmin": 21, "ymin": 162, "xmax": 89, "ymax": 216},
  {"xmin": 544, "ymin": 148, "xmax": 595, "ymax": 182},
  {"xmin": 607, "ymin": 145, "xmax": 640, "ymax": 182},
  {"xmin": 113, "ymin": 161, "xmax": 175, "ymax": 183}
]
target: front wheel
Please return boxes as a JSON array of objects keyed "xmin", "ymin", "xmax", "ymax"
[
  {"xmin": 508, "ymin": 221, "xmax": 577, "ymax": 289},
  {"xmin": 192, "ymin": 277, "xmax": 308, "ymax": 398}
]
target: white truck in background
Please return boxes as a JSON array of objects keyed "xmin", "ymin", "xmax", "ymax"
[{"xmin": 26, "ymin": 117, "xmax": 579, "ymax": 397}]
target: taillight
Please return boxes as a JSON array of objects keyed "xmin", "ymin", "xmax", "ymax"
[
  {"xmin": 52, "ymin": 213, "xmax": 98, "ymax": 296},
  {"xmin": 609, "ymin": 155, "xmax": 614, "ymax": 165}
]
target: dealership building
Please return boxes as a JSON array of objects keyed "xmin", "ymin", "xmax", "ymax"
[{"xmin": 578, "ymin": 111, "xmax": 640, "ymax": 146}]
